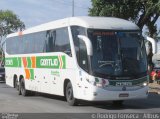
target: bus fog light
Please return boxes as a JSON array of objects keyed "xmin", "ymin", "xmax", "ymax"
[{"xmin": 143, "ymin": 82, "xmax": 147, "ymax": 86}]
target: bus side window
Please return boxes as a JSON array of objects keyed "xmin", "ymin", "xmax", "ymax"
[
  {"xmin": 71, "ymin": 26, "xmax": 88, "ymax": 72},
  {"xmin": 54, "ymin": 28, "xmax": 72, "ymax": 56},
  {"xmin": 46, "ymin": 30, "xmax": 56, "ymax": 52},
  {"xmin": 78, "ymin": 38, "xmax": 89, "ymax": 72}
]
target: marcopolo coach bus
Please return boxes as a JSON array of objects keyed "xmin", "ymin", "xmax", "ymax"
[{"xmin": 5, "ymin": 16, "xmax": 148, "ymax": 106}]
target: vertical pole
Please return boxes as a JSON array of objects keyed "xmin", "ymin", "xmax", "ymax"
[{"xmin": 72, "ymin": 0, "xmax": 74, "ymax": 17}]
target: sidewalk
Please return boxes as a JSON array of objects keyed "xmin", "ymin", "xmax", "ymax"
[{"xmin": 149, "ymin": 82, "xmax": 160, "ymax": 94}]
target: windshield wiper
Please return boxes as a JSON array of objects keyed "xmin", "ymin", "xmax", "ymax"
[{"xmin": 98, "ymin": 60, "xmax": 115, "ymax": 67}]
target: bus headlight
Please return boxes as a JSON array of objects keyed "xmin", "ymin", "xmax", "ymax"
[
  {"xmin": 143, "ymin": 82, "xmax": 148, "ymax": 86},
  {"xmin": 86, "ymin": 78, "xmax": 109, "ymax": 88}
]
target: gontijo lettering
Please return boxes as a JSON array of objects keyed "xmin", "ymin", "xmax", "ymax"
[{"xmin": 40, "ymin": 59, "xmax": 58, "ymax": 67}]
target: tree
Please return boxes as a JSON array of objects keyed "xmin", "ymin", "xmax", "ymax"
[
  {"xmin": 0, "ymin": 10, "xmax": 25, "ymax": 65},
  {"xmin": 89, "ymin": 0, "xmax": 160, "ymax": 38},
  {"xmin": 0, "ymin": 10, "xmax": 25, "ymax": 37}
]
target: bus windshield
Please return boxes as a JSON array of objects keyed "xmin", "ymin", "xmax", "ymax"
[{"xmin": 88, "ymin": 29, "xmax": 147, "ymax": 78}]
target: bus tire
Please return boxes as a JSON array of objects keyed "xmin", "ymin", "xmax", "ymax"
[
  {"xmin": 15, "ymin": 78, "xmax": 19, "ymax": 91},
  {"xmin": 13, "ymin": 75, "xmax": 17, "ymax": 88},
  {"xmin": 20, "ymin": 78, "xmax": 29, "ymax": 96},
  {"xmin": 66, "ymin": 82, "xmax": 78, "ymax": 106},
  {"xmin": 112, "ymin": 100, "xmax": 124, "ymax": 106},
  {"xmin": 18, "ymin": 83, "xmax": 22, "ymax": 95}
]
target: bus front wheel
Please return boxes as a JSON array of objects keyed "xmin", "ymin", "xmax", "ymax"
[{"xmin": 66, "ymin": 82, "xmax": 78, "ymax": 106}]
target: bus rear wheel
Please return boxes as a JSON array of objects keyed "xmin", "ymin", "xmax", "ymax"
[
  {"xmin": 66, "ymin": 82, "xmax": 78, "ymax": 106},
  {"xmin": 19, "ymin": 78, "xmax": 29, "ymax": 96},
  {"xmin": 15, "ymin": 78, "xmax": 19, "ymax": 90}
]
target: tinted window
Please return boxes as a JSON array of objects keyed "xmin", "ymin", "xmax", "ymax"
[
  {"xmin": 79, "ymin": 39, "xmax": 89, "ymax": 72},
  {"xmin": 46, "ymin": 30, "xmax": 56, "ymax": 52},
  {"xmin": 6, "ymin": 37, "xmax": 20, "ymax": 54},
  {"xmin": 54, "ymin": 28, "xmax": 71, "ymax": 56},
  {"xmin": 71, "ymin": 26, "xmax": 86, "ymax": 56},
  {"xmin": 6, "ymin": 27, "xmax": 71, "ymax": 55},
  {"xmin": 23, "ymin": 35, "xmax": 34, "ymax": 53},
  {"xmin": 71, "ymin": 26, "xmax": 88, "ymax": 72},
  {"xmin": 88, "ymin": 29, "xmax": 147, "ymax": 78}
]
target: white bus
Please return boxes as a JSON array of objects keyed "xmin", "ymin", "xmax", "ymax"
[{"xmin": 5, "ymin": 16, "xmax": 148, "ymax": 106}]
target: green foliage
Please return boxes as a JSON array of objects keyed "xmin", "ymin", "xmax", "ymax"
[
  {"xmin": 89, "ymin": 0, "xmax": 160, "ymax": 37},
  {"xmin": 0, "ymin": 10, "xmax": 25, "ymax": 64},
  {"xmin": 89, "ymin": 0, "xmax": 138, "ymax": 20},
  {"xmin": 0, "ymin": 10, "xmax": 25, "ymax": 37}
]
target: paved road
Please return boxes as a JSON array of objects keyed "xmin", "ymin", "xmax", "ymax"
[{"xmin": 0, "ymin": 82, "xmax": 160, "ymax": 118}]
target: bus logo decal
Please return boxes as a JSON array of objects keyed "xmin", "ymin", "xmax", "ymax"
[
  {"xmin": 5, "ymin": 55, "xmax": 66, "ymax": 80},
  {"xmin": 36, "ymin": 55, "xmax": 66, "ymax": 69}
]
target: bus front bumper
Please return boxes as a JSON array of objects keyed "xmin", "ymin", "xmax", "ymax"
[{"xmin": 82, "ymin": 86, "xmax": 149, "ymax": 101}]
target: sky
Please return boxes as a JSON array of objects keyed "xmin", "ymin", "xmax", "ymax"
[
  {"xmin": 0, "ymin": 0, "xmax": 159, "ymax": 35},
  {"xmin": 0, "ymin": 0, "xmax": 91, "ymax": 28}
]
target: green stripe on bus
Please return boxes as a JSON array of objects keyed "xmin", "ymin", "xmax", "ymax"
[
  {"xmin": 5, "ymin": 55, "xmax": 66, "ymax": 69},
  {"xmin": 18, "ymin": 57, "xmax": 22, "ymax": 67},
  {"xmin": 5, "ymin": 57, "xmax": 21, "ymax": 67},
  {"xmin": 27, "ymin": 57, "xmax": 32, "ymax": 68},
  {"xmin": 30, "ymin": 69, "xmax": 34, "ymax": 80}
]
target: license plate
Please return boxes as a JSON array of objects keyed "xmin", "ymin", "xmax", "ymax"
[
  {"xmin": 116, "ymin": 82, "xmax": 132, "ymax": 86},
  {"xmin": 119, "ymin": 93, "xmax": 129, "ymax": 97}
]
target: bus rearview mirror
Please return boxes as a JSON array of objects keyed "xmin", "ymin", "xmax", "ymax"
[{"xmin": 78, "ymin": 35, "xmax": 93, "ymax": 56}]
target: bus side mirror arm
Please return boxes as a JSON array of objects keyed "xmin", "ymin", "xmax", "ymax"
[{"xmin": 77, "ymin": 35, "xmax": 93, "ymax": 56}]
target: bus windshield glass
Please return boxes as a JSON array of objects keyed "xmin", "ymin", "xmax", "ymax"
[{"xmin": 87, "ymin": 29, "xmax": 147, "ymax": 78}]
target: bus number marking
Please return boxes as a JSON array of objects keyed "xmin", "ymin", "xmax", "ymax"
[{"xmin": 5, "ymin": 60, "xmax": 13, "ymax": 66}]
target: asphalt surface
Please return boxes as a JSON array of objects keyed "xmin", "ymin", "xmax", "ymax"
[{"xmin": 0, "ymin": 82, "xmax": 160, "ymax": 118}]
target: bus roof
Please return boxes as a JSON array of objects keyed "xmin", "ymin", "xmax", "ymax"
[{"xmin": 7, "ymin": 16, "xmax": 139, "ymax": 38}]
